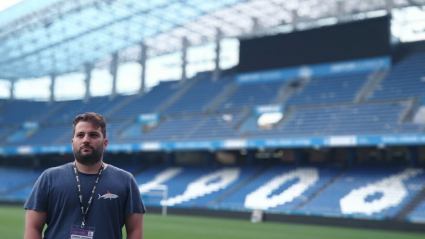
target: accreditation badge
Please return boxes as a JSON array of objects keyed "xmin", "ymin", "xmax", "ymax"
[{"xmin": 70, "ymin": 225, "xmax": 95, "ymax": 239}]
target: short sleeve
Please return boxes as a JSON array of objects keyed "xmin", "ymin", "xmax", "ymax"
[
  {"xmin": 24, "ymin": 171, "xmax": 49, "ymax": 212},
  {"xmin": 125, "ymin": 176, "xmax": 146, "ymax": 214}
]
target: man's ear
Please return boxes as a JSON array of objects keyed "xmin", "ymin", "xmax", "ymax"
[
  {"xmin": 71, "ymin": 139, "xmax": 74, "ymax": 150},
  {"xmin": 103, "ymin": 139, "xmax": 108, "ymax": 150}
]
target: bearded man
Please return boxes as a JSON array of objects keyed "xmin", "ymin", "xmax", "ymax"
[{"xmin": 24, "ymin": 112, "xmax": 145, "ymax": 239}]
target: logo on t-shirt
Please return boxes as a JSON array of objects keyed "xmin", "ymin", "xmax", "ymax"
[{"xmin": 98, "ymin": 191, "xmax": 119, "ymax": 200}]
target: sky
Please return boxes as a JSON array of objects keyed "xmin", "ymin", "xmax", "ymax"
[
  {"xmin": 0, "ymin": 3, "xmax": 424, "ymax": 101},
  {"xmin": 0, "ymin": 38, "xmax": 239, "ymax": 101},
  {"xmin": 0, "ymin": 0, "xmax": 23, "ymax": 12},
  {"xmin": 0, "ymin": 0, "xmax": 240, "ymax": 100}
]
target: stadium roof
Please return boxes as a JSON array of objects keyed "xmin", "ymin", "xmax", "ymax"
[{"xmin": 0, "ymin": 0, "xmax": 424, "ymax": 80}]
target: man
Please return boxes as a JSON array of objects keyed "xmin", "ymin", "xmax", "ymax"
[{"xmin": 24, "ymin": 112, "xmax": 145, "ymax": 239}]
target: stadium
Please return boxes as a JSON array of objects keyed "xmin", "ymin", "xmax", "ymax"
[{"xmin": 1, "ymin": 0, "xmax": 425, "ymax": 238}]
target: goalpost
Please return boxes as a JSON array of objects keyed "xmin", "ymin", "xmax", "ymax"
[{"xmin": 139, "ymin": 184, "xmax": 168, "ymax": 216}]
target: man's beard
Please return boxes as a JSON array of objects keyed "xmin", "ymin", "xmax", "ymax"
[{"xmin": 73, "ymin": 143, "xmax": 104, "ymax": 166}]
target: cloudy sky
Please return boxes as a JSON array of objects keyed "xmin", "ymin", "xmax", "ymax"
[
  {"xmin": 0, "ymin": 0, "xmax": 23, "ymax": 12},
  {"xmin": 0, "ymin": 1, "xmax": 424, "ymax": 101}
]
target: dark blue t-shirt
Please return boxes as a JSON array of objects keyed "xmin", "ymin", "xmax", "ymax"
[{"xmin": 24, "ymin": 162, "xmax": 146, "ymax": 239}]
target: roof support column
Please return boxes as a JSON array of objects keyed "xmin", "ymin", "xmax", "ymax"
[
  {"xmin": 139, "ymin": 43, "xmax": 147, "ymax": 96},
  {"xmin": 9, "ymin": 80, "xmax": 15, "ymax": 101},
  {"xmin": 84, "ymin": 63, "xmax": 93, "ymax": 103},
  {"xmin": 110, "ymin": 52, "xmax": 118, "ymax": 100},
  {"xmin": 181, "ymin": 37, "xmax": 189, "ymax": 81},
  {"xmin": 213, "ymin": 28, "xmax": 222, "ymax": 81},
  {"xmin": 337, "ymin": 1, "xmax": 345, "ymax": 22},
  {"xmin": 50, "ymin": 74, "xmax": 56, "ymax": 103},
  {"xmin": 292, "ymin": 10, "xmax": 299, "ymax": 29},
  {"xmin": 386, "ymin": 0, "xmax": 393, "ymax": 14},
  {"xmin": 252, "ymin": 17, "xmax": 260, "ymax": 36}
]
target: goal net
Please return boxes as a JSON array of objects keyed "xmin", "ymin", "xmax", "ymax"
[{"xmin": 139, "ymin": 184, "xmax": 168, "ymax": 216}]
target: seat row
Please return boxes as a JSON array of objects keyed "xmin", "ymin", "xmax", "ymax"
[{"xmin": 2, "ymin": 165, "xmax": 424, "ymax": 222}]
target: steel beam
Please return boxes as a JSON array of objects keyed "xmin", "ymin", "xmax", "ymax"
[
  {"xmin": 139, "ymin": 43, "xmax": 147, "ymax": 96},
  {"xmin": 252, "ymin": 17, "xmax": 261, "ymax": 35},
  {"xmin": 213, "ymin": 28, "xmax": 222, "ymax": 81},
  {"xmin": 9, "ymin": 80, "xmax": 15, "ymax": 101},
  {"xmin": 50, "ymin": 74, "xmax": 56, "ymax": 103},
  {"xmin": 337, "ymin": 1, "xmax": 345, "ymax": 22},
  {"xmin": 181, "ymin": 37, "xmax": 189, "ymax": 81},
  {"xmin": 110, "ymin": 52, "xmax": 118, "ymax": 99},
  {"xmin": 386, "ymin": 0, "xmax": 394, "ymax": 13},
  {"xmin": 292, "ymin": 10, "xmax": 299, "ymax": 29},
  {"xmin": 84, "ymin": 63, "xmax": 93, "ymax": 102}
]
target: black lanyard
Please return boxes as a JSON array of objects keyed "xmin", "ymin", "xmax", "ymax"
[{"xmin": 72, "ymin": 162, "xmax": 104, "ymax": 228}]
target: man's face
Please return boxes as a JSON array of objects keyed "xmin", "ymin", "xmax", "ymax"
[{"xmin": 72, "ymin": 121, "xmax": 108, "ymax": 166}]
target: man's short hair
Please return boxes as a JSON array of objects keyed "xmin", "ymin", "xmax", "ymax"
[{"xmin": 73, "ymin": 112, "xmax": 107, "ymax": 138}]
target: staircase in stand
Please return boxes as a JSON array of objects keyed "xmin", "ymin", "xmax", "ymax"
[{"xmin": 395, "ymin": 186, "xmax": 425, "ymax": 221}]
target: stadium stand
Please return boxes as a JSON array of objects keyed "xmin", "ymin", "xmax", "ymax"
[
  {"xmin": 217, "ymin": 81, "xmax": 284, "ymax": 111},
  {"xmin": 251, "ymin": 102, "xmax": 423, "ymax": 138},
  {"xmin": 0, "ymin": 127, "xmax": 19, "ymax": 145},
  {"xmin": 218, "ymin": 166, "xmax": 342, "ymax": 212},
  {"xmin": 163, "ymin": 73, "xmax": 229, "ymax": 115},
  {"xmin": 1, "ymin": 162, "xmax": 424, "ymax": 224},
  {"xmin": 0, "ymin": 50, "xmax": 424, "ymax": 229},
  {"xmin": 126, "ymin": 115, "xmax": 205, "ymax": 142},
  {"xmin": 285, "ymin": 72, "xmax": 370, "ymax": 106},
  {"xmin": 301, "ymin": 167, "xmax": 425, "ymax": 219},
  {"xmin": 0, "ymin": 100, "xmax": 63, "ymax": 124},
  {"xmin": 0, "ymin": 167, "xmax": 42, "ymax": 196},
  {"xmin": 106, "ymin": 120, "xmax": 133, "ymax": 143},
  {"xmin": 1, "ymin": 184, "xmax": 35, "ymax": 202},
  {"xmin": 408, "ymin": 200, "xmax": 425, "ymax": 223},
  {"xmin": 44, "ymin": 96, "xmax": 129, "ymax": 123},
  {"xmin": 0, "ymin": 162, "xmax": 141, "ymax": 202},
  {"xmin": 121, "ymin": 115, "xmax": 208, "ymax": 142},
  {"xmin": 369, "ymin": 52, "xmax": 425, "ymax": 101},
  {"xmin": 111, "ymin": 80, "xmax": 185, "ymax": 119},
  {"xmin": 1, "ymin": 50, "xmax": 424, "ymax": 147},
  {"xmin": 3, "ymin": 1, "xmax": 425, "ymax": 234},
  {"xmin": 136, "ymin": 166, "xmax": 263, "ymax": 208},
  {"xmin": 185, "ymin": 112, "xmax": 248, "ymax": 140},
  {"xmin": 1, "ymin": 74, "xmax": 424, "ymax": 146},
  {"xmin": 20, "ymin": 125, "xmax": 71, "ymax": 146}
]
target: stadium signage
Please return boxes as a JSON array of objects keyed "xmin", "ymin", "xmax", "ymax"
[
  {"xmin": 40, "ymin": 146, "xmax": 70, "ymax": 153},
  {"xmin": 236, "ymin": 56, "xmax": 391, "ymax": 84},
  {"xmin": 22, "ymin": 122, "xmax": 39, "ymax": 130},
  {"xmin": 107, "ymin": 143, "xmax": 134, "ymax": 152},
  {"xmin": 17, "ymin": 146, "xmax": 33, "ymax": 155},
  {"xmin": 140, "ymin": 142, "xmax": 161, "ymax": 151},
  {"xmin": 254, "ymin": 105, "xmax": 284, "ymax": 115},
  {"xmin": 138, "ymin": 113, "xmax": 160, "ymax": 124},
  {"xmin": 328, "ymin": 136, "xmax": 357, "ymax": 146},
  {"xmin": 223, "ymin": 139, "xmax": 247, "ymax": 149},
  {"xmin": 2, "ymin": 133, "xmax": 425, "ymax": 156}
]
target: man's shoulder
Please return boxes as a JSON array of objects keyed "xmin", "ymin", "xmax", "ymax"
[
  {"xmin": 106, "ymin": 164, "xmax": 134, "ymax": 179},
  {"xmin": 42, "ymin": 162, "xmax": 72, "ymax": 176}
]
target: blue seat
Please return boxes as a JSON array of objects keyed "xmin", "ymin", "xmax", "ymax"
[{"xmin": 370, "ymin": 53, "xmax": 425, "ymax": 101}]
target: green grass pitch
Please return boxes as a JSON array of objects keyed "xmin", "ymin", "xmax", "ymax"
[{"xmin": 1, "ymin": 205, "xmax": 424, "ymax": 239}]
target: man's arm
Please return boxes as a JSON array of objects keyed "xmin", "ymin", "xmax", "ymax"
[
  {"xmin": 24, "ymin": 209, "xmax": 47, "ymax": 239},
  {"xmin": 125, "ymin": 213, "xmax": 143, "ymax": 239}
]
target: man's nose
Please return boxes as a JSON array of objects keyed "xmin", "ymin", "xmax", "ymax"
[{"xmin": 82, "ymin": 134, "xmax": 90, "ymax": 143}]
